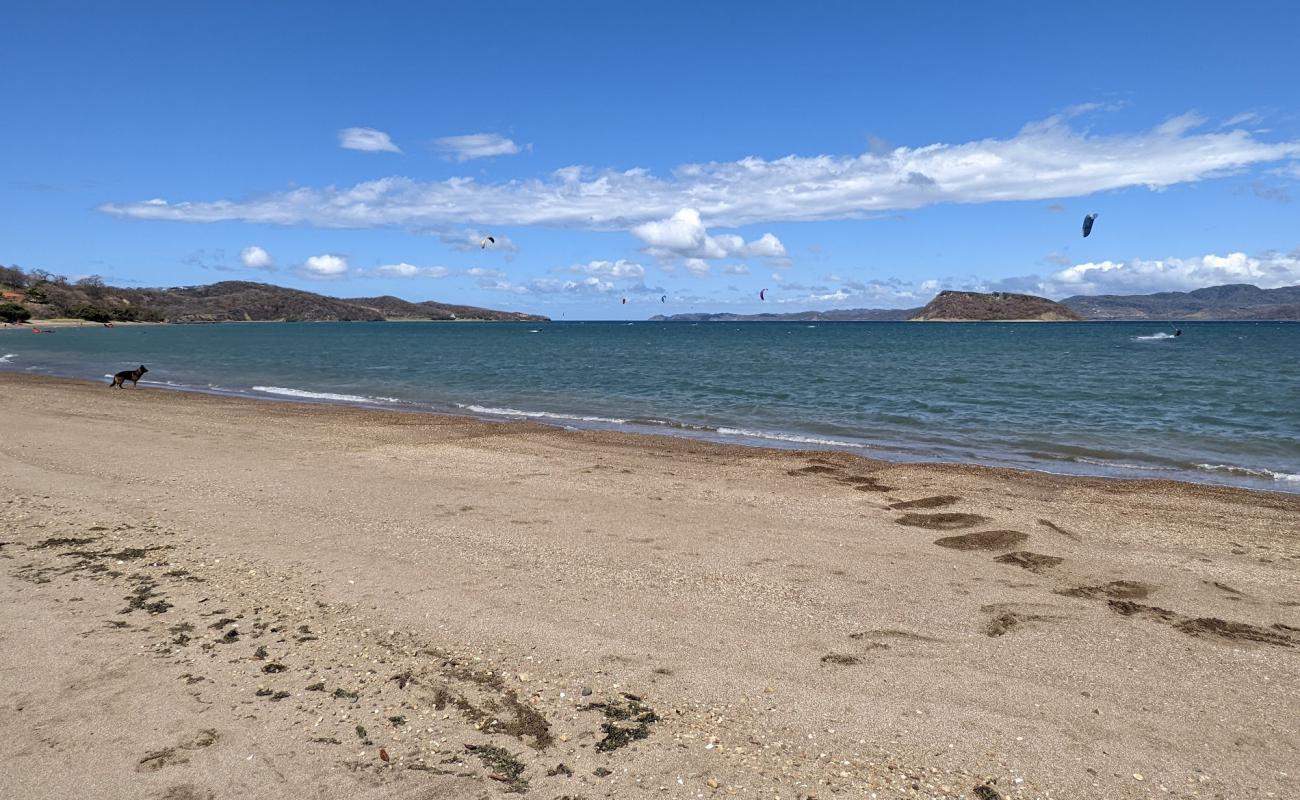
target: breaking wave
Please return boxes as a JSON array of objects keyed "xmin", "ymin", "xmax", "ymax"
[
  {"xmin": 252, "ymin": 386, "xmax": 402, "ymax": 404},
  {"xmin": 1196, "ymin": 464, "xmax": 1300, "ymax": 483}
]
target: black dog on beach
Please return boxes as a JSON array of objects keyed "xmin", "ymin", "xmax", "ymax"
[{"xmin": 109, "ymin": 365, "xmax": 148, "ymax": 388}]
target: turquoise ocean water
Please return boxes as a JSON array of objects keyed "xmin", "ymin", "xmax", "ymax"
[{"xmin": 3, "ymin": 320, "xmax": 1297, "ymax": 492}]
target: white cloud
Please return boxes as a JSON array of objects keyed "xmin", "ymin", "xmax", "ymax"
[
  {"xmin": 104, "ymin": 114, "xmax": 1300, "ymax": 234},
  {"xmin": 239, "ymin": 245, "xmax": 273, "ymax": 269},
  {"xmin": 301, "ymin": 254, "xmax": 349, "ymax": 279},
  {"xmin": 684, "ymin": 258, "xmax": 710, "ymax": 277},
  {"xmin": 433, "ymin": 133, "xmax": 522, "ymax": 162},
  {"xmin": 370, "ymin": 263, "xmax": 449, "ymax": 278},
  {"xmin": 724, "ymin": 264, "xmax": 750, "ymax": 275},
  {"xmin": 339, "ymin": 127, "xmax": 401, "ymax": 153},
  {"xmin": 558, "ymin": 259, "xmax": 645, "ymax": 279},
  {"xmin": 632, "ymin": 208, "xmax": 787, "ymax": 265},
  {"xmin": 1022, "ymin": 249, "xmax": 1300, "ymax": 296},
  {"xmin": 746, "ymin": 233, "xmax": 787, "ymax": 259},
  {"xmin": 464, "ymin": 267, "xmax": 504, "ymax": 279}
]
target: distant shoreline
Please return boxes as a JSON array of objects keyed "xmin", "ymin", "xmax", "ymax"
[{"xmin": 0, "ymin": 317, "xmax": 533, "ymax": 331}]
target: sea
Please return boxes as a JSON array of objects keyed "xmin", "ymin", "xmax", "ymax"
[{"xmin": 3, "ymin": 320, "xmax": 1298, "ymax": 493}]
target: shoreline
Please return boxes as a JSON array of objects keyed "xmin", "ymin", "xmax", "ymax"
[
  {"xmin": 4, "ymin": 367, "xmax": 1297, "ymax": 496},
  {"xmin": 2, "ymin": 372, "xmax": 1298, "ymax": 799}
]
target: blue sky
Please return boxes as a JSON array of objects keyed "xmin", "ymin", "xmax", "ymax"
[{"xmin": 3, "ymin": 1, "xmax": 1299, "ymax": 318}]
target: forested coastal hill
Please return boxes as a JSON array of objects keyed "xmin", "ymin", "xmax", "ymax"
[{"xmin": 0, "ymin": 266, "xmax": 546, "ymax": 323}]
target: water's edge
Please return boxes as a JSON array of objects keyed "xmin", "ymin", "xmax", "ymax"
[{"xmin": 4, "ymin": 366, "xmax": 1296, "ymax": 497}]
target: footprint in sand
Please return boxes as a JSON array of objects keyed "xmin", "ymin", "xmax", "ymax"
[
  {"xmin": 819, "ymin": 653, "xmax": 861, "ymax": 666},
  {"xmin": 1057, "ymin": 580, "xmax": 1152, "ymax": 600},
  {"xmin": 839, "ymin": 475, "xmax": 895, "ymax": 492},
  {"xmin": 993, "ymin": 551, "xmax": 1064, "ymax": 573},
  {"xmin": 136, "ymin": 730, "xmax": 219, "ymax": 773},
  {"xmin": 933, "ymin": 530, "xmax": 1028, "ymax": 550},
  {"xmin": 787, "ymin": 462, "xmax": 894, "ymax": 491},
  {"xmin": 1107, "ymin": 601, "xmax": 1298, "ymax": 647},
  {"xmin": 980, "ymin": 603, "xmax": 1066, "ymax": 637},
  {"xmin": 787, "ymin": 465, "xmax": 840, "ymax": 476},
  {"xmin": 896, "ymin": 512, "xmax": 989, "ymax": 530},
  {"xmin": 849, "ymin": 629, "xmax": 940, "ymax": 645},
  {"xmin": 889, "ymin": 495, "xmax": 961, "ymax": 510}
]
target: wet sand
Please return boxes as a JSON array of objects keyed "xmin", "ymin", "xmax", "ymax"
[{"xmin": 1, "ymin": 372, "xmax": 1297, "ymax": 799}]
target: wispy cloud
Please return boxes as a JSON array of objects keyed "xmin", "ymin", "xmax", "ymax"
[
  {"xmin": 368, "ymin": 263, "xmax": 450, "ymax": 278},
  {"xmin": 1222, "ymin": 111, "xmax": 1263, "ymax": 129},
  {"xmin": 1251, "ymin": 183, "xmax": 1291, "ymax": 204},
  {"xmin": 478, "ymin": 265, "xmax": 663, "ymax": 298},
  {"xmin": 339, "ymin": 127, "xmax": 401, "ymax": 153},
  {"xmin": 105, "ymin": 114, "xmax": 1300, "ymax": 235},
  {"xmin": 433, "ymin": 133, "xmax": 523, "ymax": 162}
]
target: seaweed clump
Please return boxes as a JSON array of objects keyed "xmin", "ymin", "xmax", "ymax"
[
  {"xmin": 465, "ymin": 744, "xmax": 528, "ymax": 793},
  {"xmin": 581, "ymin": 693, "xmax": 660, "ymax": 753}
]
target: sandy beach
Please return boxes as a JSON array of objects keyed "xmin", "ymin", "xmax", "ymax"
[{"xmin": 1, "ymin": 373, "xmax": 1297, "ymax": 800}]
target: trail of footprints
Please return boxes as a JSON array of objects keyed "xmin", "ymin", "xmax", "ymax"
[
  {"xmin": 1, "ymin": 497, "xmax": 662, "ymax": 799},
  {"xmin": 787, "ymin": 457, "xmax": 1300, "ymax": 658}
]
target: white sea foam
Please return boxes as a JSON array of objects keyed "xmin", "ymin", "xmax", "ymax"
[
  {"xmin": 1196, "ymin": 463, "xmax": 1300, "ymax": 483},
  {"xmin": 715, "ymin": 427, "xmax": 869, "ymax": 449},
  {"xmin": 1134, "ymin": 332, "xmax": 1176, "ymax": 340},
  {"xmin": 457, "ymin": 404, "xmax": 629, "ymax": 425},
  {"xmin": 252, "ymin": 386, "xmax": 401, "ymax": 404},
  {"xmin": 0, "ymin": 353, "xmax": 16, "ymax": 363},
  {"xmin": 1070, "ymin": 456, "xmax": 1168, "ymax": 472}
]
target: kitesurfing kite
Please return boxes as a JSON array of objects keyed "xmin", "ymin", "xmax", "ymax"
[
  {"xmin": 1081, "ymin": 214, "xmax": 1098, "ymax": 238},
  {"xmin": 759, "ymin": 288, "xmax": 768, "ymax": 301},
  {"xmin": 621, "ymin": 297, "xmax": 627, "ymax": 305},
  {"xmin": 480, "ymin": 235, "xmax": 496, "ymax": 249},
  {"xmin": 661, "ymin": 295, "xmax": 667, "ymax": 303}
]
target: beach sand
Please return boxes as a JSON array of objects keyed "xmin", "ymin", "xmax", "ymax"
[{"xmin": 1, "ymin": 373, "xmax": 1297, "ymax": 799}]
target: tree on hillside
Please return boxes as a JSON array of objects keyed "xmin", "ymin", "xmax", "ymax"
[
  {"xmin": 0, "ymin": 265, "xmax": 27, "ymax": 288},
  {"xmin": 76, "ymin": 274, "xmax": 107, "ymax": 300},
  {"xmin": 0, "ymin": 301, "xmax": 31, "ymax": 323}
]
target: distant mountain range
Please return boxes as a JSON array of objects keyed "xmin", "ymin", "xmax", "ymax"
[
  {"xmin": 1060, "ymin": 283, "xmax": 1300, "ymax": 320},
  {"xmin": 0, "ymin": 270, "xmax": 547, "ymax": 323},
  {"xmin": 653, "ymin": 283, "xmax": 1300, "ymax": 322}
]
